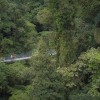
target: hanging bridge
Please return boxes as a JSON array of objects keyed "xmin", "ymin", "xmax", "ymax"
[
  {"xmin": 0, "ymin": 52, "xmax": 32, "ymax": 63},
  {"xmin": 0, "ymin": 49, "xmax": 57, "ymax": 63}
]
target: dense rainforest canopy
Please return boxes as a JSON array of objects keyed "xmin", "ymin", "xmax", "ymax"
[{"xmin": 0, "ymin": 0, "xmax": 100, "ymax": 100}]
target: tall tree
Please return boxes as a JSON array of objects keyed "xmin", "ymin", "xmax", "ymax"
[{"xmin": 30, "ymin": 38, "xmax": 65, "ymax": 100}]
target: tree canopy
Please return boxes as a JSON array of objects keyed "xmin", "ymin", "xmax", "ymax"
[{"xmin": 0, "ymin": 0, "xmax": 100, "ymax": 100}]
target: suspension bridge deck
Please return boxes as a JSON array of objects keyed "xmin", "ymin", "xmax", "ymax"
[{"xmin": 0, "ymin": 49, "xmax": 57, "ymax": 63}]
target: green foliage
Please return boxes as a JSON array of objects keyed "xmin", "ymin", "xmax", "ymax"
[
  {"xmin": 0, "ymin": 62, "xmax": 33, "ymax": 99},
  {"xmin": 30, "ymin": 39, "xmax": 65, "ymax": 100},
  {"xmin": 9, "ymin": 90, "xmax": 30, "ymax": 100},
  {"xmin": 57, "ymin": 48, "xmax": 100, "ymax": 99},
  {"xmin": 69, "ymin": 92, "xmax": 100, "ymax": 100},
  {"xmin": 6, "ymin": 62, "xmax": 29, "ymax": 85},
  {"xmin": 0, "ymin": 0, "xmax": 100, "ymax": 99},
  {"xmin": 0, "ymin": 0, "xmax": 37, "ymax": 55},
  {"xmin": 37, "ymin": 8, "xmax": 53, "ymax": 25},
  {"xmin": 0, "ymin": 63, "xmax": 7, "ymax": 89}
]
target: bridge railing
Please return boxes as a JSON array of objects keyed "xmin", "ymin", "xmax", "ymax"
[
  {"xmin": 0, "ymin": 52, "xmax": 32, "ymax": 62},
  {"xmin": 0, "ymin": 49, "xmax": 57, "ymax": 62}
]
